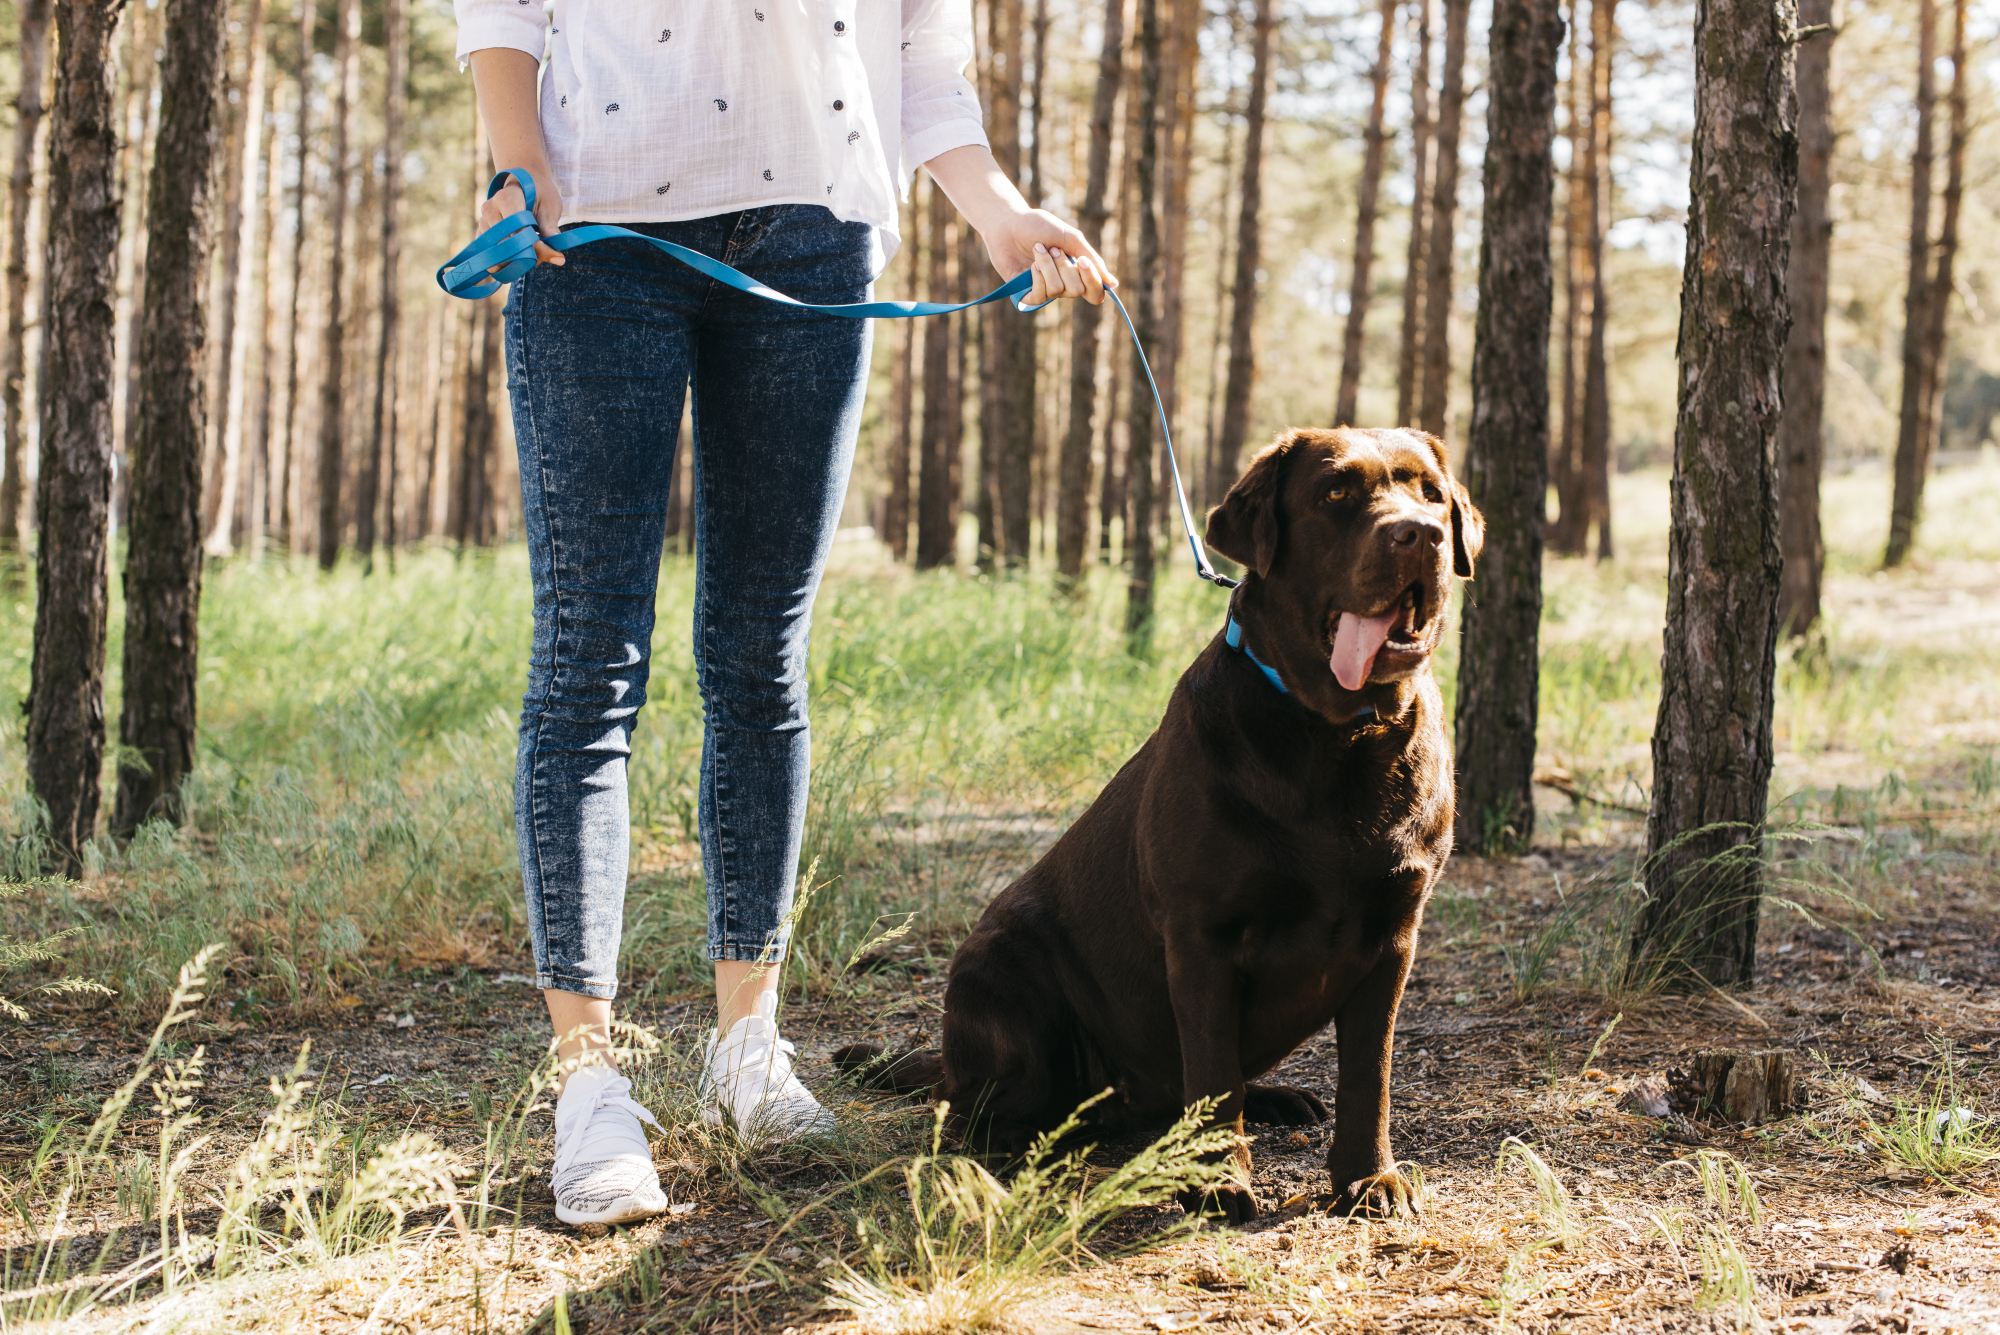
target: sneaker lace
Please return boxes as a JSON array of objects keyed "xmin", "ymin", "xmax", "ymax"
[{"xmin": 553, "ymin": 1069, "xmax": 662, "ymax": 1180}]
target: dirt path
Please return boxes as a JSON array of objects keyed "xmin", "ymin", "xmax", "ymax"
[{"xmin": 7, "ymin": 843, "xmax": 1997, "ymax": 1333}]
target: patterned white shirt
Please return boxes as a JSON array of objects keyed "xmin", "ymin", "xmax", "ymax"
[{"xmin": 455, "ymin": 0, "xmax": 990, "ymax": 269}]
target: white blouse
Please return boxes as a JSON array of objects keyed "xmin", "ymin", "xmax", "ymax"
[{"xmin": 454, "ymin": 0, "xmax": 990, "ymax": 269}]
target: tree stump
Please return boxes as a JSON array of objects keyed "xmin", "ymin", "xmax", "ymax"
[{"xmin": 1688, "ymin": 1048, "xmax": 1796, "ymax": 1124}]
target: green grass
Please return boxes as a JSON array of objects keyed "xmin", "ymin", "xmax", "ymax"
[{"xmin": 0, "ymin": 459, "xmax": 1990, "ymax": 1015}]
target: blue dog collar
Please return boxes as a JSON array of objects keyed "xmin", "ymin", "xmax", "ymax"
[
  {"xmin": 1226, "ymin": 617, "xmax": 1289, "ymax": 694},
  {"xmin": 1226, "ymin": 616, "xmax": 1375, "ymax": 718}
]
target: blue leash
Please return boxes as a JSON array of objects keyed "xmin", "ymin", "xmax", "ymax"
[{"xmin": 438, "ymin": 169, "xmax": 1237, "ymax": 591}]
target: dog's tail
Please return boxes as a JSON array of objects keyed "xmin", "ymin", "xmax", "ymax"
[{"xmin": 833, "ymin": 1042, "xmax": 944, "ymax": 1096}]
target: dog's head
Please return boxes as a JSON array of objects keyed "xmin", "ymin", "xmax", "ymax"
[{"xmin": 1205, "ymin": 427, "xmax": 1484, "ymax": 702}]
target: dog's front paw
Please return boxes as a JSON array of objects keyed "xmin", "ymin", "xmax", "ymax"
[
  {"xmin": 1328, "ymin": 1167, "xmax": 1418, "ymax": 1219},
  {"xmin": 1177, "ymin": 1181, "xmax": 1260, "ymax": 1226},
  {"xmin": 1243, "ymin": 1082, "xmax": 1330, "ymax": 1126}
]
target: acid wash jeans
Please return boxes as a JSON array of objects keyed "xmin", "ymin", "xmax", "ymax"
[{"xmin": 504, "ymin": 205, "xmax": 874, "ymax": 999}]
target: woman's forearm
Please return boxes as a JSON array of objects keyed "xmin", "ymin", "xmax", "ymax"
[
  {"xmin": 470, "ymin": 48, "xmax": 555, "ymax": 191},
  {"xmin": 922, "ymin": 145, "xmax": 1030, "ymax": 237}
]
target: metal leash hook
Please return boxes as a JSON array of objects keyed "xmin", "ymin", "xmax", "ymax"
[{"xmin": 438, "ymin": 169, "xmax": 1235, "ymax": 590}]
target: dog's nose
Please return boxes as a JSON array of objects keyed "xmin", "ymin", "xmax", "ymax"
[{"xmin": 1388, "ymin": 517, "xmax": 1446, "ymax": 549}]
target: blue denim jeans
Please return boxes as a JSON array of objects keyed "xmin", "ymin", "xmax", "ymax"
[{"xmin": 504, "ymin": 205, "xmax": 874, "ymax": 999}]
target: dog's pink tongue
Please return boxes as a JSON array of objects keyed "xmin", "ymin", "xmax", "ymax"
[{"xmin": 1330, "ymin": 611, "xmax": 1396, "ymax": 692}]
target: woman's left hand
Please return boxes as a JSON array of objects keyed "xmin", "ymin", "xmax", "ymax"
[{"xmin": 980, "ymin": 210, "xmax": 1117, "ymax": 308}]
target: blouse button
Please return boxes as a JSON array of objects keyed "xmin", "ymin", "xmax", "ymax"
[
  {"xmin": 832, "ymin": 99, "xmax": 844, "ymax": 110},
  {"xmin": 833, "ymin": 20, "xmax": 845, "ymax": 31}
]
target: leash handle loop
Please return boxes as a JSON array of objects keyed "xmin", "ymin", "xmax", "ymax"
[{"xmin": 437, "ymin": 169, "xmax": 1236, "ymax": 590}]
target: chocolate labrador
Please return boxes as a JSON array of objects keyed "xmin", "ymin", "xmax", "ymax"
[{"xmin": 835, "ymin": 426, "xmax": 1484, "ymax": 1221}]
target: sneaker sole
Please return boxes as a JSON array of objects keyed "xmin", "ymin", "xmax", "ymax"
[{"xmin": 556, "ymin": 1195, "xmax": 668, "ymax": 1227}]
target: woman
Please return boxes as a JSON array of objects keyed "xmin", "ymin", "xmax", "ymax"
[{"xmin": 455, "ymin": 0, "xmax": 1112, "ymax": 1227}]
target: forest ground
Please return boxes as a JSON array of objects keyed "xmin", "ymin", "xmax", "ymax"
[{"xmin": 0, "ymin": 459, "xmax": 1996, "ymax": 1333}]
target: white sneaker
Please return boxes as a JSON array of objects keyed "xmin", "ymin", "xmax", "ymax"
[
  {"xmin": 701, "ymin": 991, "xmax": 836, "ymax": 1142},
  {"xmin": 551, "ymin": 1064, "xmax": 668, "ymax": 1226}
]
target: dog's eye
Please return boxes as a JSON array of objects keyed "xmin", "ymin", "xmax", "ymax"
[
  {"xmin": 1327, "ymin": 485, "xmax": 1346, "ymax": 502},
  {"xmin": 1422, "ymin": 482, "xmax": 1444, "ymax": 503}
]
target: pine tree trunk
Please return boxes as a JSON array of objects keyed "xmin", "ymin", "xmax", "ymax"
[
  {"xmin": 1579, "ymin": 0, "xmax": 1614, "ymax": 558},
  {"xmin": 314, "ymin": 0, "xmax": 358, "ymax": 569},
  {"xmin": 1549, "ymin": 24, "xmax": 1587, "ymax": 556},
  {"xmin": 248, "ymin": 91, "xmax": 284, "ymax": 557},
  {"xmin": 1152, "ymin": 0, "xmax": 1200, "ymax": 528},
  {"xmin": 1915, "ymin": 0, "xmax": 1965, "ymax": 482},
  {"xmin": 1777, "ymin": 2, "xmax": 1832, "ymax": 637},
  {"xmin": 1124, "ymin": 0, "xmax": 1162, "ymax": 640},
  {"xmin": 1, "ymin": 0, "xmax": 51, "ymax": 554},
  {"xmin": 917, "ymin": 178, "xmax": 956, "ymax": 569},
  {"xmin": 458, "ymin": 303, "xmax": 498, "ymax": 548},
  {"xmin": 1632, "ymin": 0, "xmax": 1795, "ymax": 990},
  {"xmin": 1200, "ymin": 47, "xmax": 1239, "ymax": 506},
  {"xmin": 416, "ymin": 297, "xmax": 446, "ymax": 541},
  {"xmin": 1417, "ymin": 0, "xmax": 1468, "ymax": 437},
  {"xmin": 1453, "ymin": 0, "xmax": 1561, "ymax": 853},
  {"xmin": 985, "ymin": 0, "xmax": 1034, "ymax": 568},
  {"xmin": 114, "ymin": 0, "xmax": 228, "ymax": 834},
  {"xmin": 359, "ymin": 0, "xmax": 408, "ymax": 570},
  {"xmin": 115, "ymin": 5, "xmax": 161, "ymax": 528},
  {"xmin": 1336, "ymin": 0, "xmax": 1397, "ymax": 428},
  {"xmin": 885, "ymin": 200, "xmax": 917, "ymax": 561},
  {"xmin": 1056, "ymin": 0, "xmax": 1124, "ymax": 579},
  {"xmin": 29, "ymin": 0, "xmax": 125, "ymax": 858},
  {"xmin": 1395, "ymin": 0, "xmax": 1434, "ymax": 426},
  {"xmin": 1884, "ymin": 0, "xmax": 1935, "ymax": 570},
  {"xmin": 1213, "ymin": 0, "xmax": 1273, "ymax": 490},
  {"xmin": 204, "ymin": 0, "xmax": 268, "ymax": 557},
  {"xmin": 277, "ymin": 0, "xmax": 313, "ymax": 552}
]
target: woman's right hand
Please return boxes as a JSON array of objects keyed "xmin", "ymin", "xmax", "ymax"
[{"xmin": 481, "ymin": 174, "xmax": 567, "ymax": 270}]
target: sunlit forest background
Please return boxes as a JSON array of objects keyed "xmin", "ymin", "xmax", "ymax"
[{"xmin": 0, "ymin": 0, "xmax": 1990, "ymax": 573}]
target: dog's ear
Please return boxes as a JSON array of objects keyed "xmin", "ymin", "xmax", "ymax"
[
  {"xmin": 1449, "ymin": 480, "xmax": 1485, "ymax": 580},
  {"xmin": 1205, "ymin": 433, "xmax": 1297, "ymax": 578}
]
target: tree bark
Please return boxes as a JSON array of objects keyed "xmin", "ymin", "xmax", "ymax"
[
  {"xmin": 917, "ymin": 177, "xmax": 957, "ymax": 569},
  {"xmin": 1549, "ymin": 22, "xmax": 1588, "ymax": 556},
  {"xmin": 1454, "ymin": 0, "xmax": 1561, "ymax": 853},
  {"xmin": 1125, "ymin": 0, "xmax": 1162, "ymax": 640},
  {"xmin": 1151, "ymin": 0, "xmax": 1199, "ymax": 533},
  {"xmin": 1884, "ymin": 0, "xmax": 1935, "ymax": 569},
  {"xmin": 1201, "ymin": 29, "xmax": 1240, "ymax": 505},
  {"xmin": 314, "ymin": 0, "xmax": 359, "ymax": 569},
  {"xmin": 1579, "ymin": 0, "xmax": 1614, "ymax": 558},
  {"xmin": 1777, "ymin": 3, "xmax": 1832, "ymax": 636},
  {"xmin": 359, "ymin": 0, "xmax": 408, "ymax": 570},
  {"xmin": 983, "ymin": 0, "xmax": 1034, "ymax": 568},
  {"xmin": 1056, "ymin": 0, "xmax": 1125, "ymax": 580},
  {"xmin": 1395, "ymin": 0, "xmax": 1434, "ymax": 426},
  {"xmin": 277, "ymin": 0, "xmax": 313, "ymax": 552},
  {"xmin": 457, "ymin": 294, "xmax": 500, "ymax": 550},
  {"xmin": 1213, "ymin": 0, "xmax": 1274, "ymax": 492},
  {"xmin": 1, "ymin": 0, "xmax": 51, "ymax": 555},
  {"xmin": 204, "ymin": 0, "xmax": 268, "ymax": 558},
  {"xmin": 30, "ymin": 0, "xmax": 126, "ymax": 857},
  {"xmin": 1417, "ymin": 0, "xmax": 1469, "ymax": 437},
  {"xmin": 885, "ymin": 200, "xmax": 917, "ymax": 561},
  {"xmin": 247, "ymin": 81, "xmax": 284, "ymax": 557},
  {"xmin": 1336, "ymin": 0, "xmax": 1397, "ymax": 428},
  {"xmin": 1632, "ymin": 0, "xmax": 1795, "ymax": 990},
  {"xmin": 114, "ymin": 4, "xmax": 160, "ymax": 528},
  {"xmin": 114, "ymin": 0, "xmax": 228, "ymax": 834},
  {"xmin": 1914, "ymin": 0, "xmax": 1965, "ymax": 500}
]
